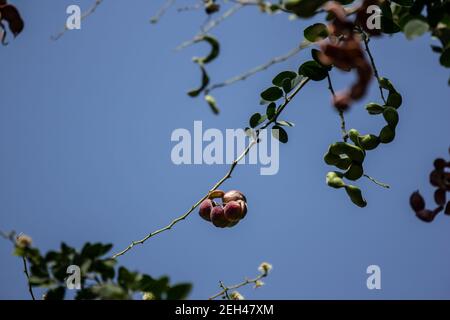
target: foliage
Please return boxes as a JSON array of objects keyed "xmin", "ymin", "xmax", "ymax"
[{"xmin": 11, "ymin": 237, "xmax": 191, "ymax": 300}]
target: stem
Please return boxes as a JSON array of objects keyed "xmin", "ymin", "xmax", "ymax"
[
  {"xmin": 361, "ymin": 33, "xmax": 387, "ymax": 104},
  {"xmin": 1, "ymin": 230, "xmax": 36, "ymax": 300},
  {"xmin": 327, "ymin": 73, "xmax": 348, "ymax": 142},
  {"xmin": 209, "ymin": 273, "xmax": 266, "ymax": 300},
  {"xmin": 205, "ymin": 42, "xmax": 309, "ymax": 94},
  {"xmin": 22, "ymin": 257, "xmax": 36, "ymax": 300},
  {"xmin": 150, "ymin": 0, "xmax": 176, "ymax": 24},
  {"xmin": 176, "ymin": 3, "xmax": 244, "ymax": 50},
  {"xmin": 363, "ymin": 174, "xmax": 390, "ymax": 189},
  {"xmin": 112, "ymin": 77, "xmax": 310, "ymax": 259}
]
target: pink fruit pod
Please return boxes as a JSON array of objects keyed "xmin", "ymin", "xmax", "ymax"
[
  {"xmin": 224, "ymin": 201, "xmax": 245, "ymax": 222},
  {"xmin": 223, "ymin": 190, "xmax": 247, "ymax": 204},
  {"xmin": 210, "ymin": 206, "xmax": 229, "ymax": 228},
  {"xmin": 199, "ymin": 199, "xmax": 213, "ymax": 222}
]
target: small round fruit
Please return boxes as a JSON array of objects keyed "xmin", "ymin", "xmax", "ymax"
[
  {"xmin": 199, "ymin": 199, "xmax": 213, "ymax": 222},
  {"xmin": 210, "ymin": 206, "xmax": 229, "ymax": 228},
  {"xmin": 224, "ymin": 201, "xmax": 244, "ymax": 222},
  {"xmin": 227, "ymin": 220, "xmax": 239, "ymax": 228},
  {"xmin": 223, "ymin": 190, "xmax": 247, "ymax": 204}
]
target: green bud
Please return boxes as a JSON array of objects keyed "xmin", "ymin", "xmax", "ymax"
[
  {"xmin": 348, "ymin": 129, "xmax": 361, "ymax": 145},
  {"xmin": 378, "ymin": 77, "xmax": 395, "ymax": 92},
  {"xmin": 326, "ymin": 172, "xmax": 346, "ymax": 189},
  {"xmin": 205, "ymin": 95, "xmax": 220, "ymax": 115},
  {"xmin": 345, "ymin": 185, "xmax": 367, "ymax": 208},
  {"xmin": 379, "ymin": 125, "xmax": 396, "ymax": 144},
  {"xmin": 359, "ymin": 134, "xmax": 380, "ymax": 150},
  {"xmin": 344, "ymin": 163, "xmax": 364, "ymax": 181},
  {"xmin": 383, "ymin": 107, "xmax": 399, "ymax": 127},
  {"xmin": 365, "ymin": 103, "xmax": 385, "ymax": 115}
]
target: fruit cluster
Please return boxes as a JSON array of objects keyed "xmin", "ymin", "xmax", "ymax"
[
  {"xmin": 410, "ymin": 149, "xmax": 450, "ymax": 223},
  {"xmin": 199, "ymin": 190, "xmax": 247, "ymax": 228}
]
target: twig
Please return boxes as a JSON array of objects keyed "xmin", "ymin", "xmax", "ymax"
[
  {"xmin": 205, "ymin": 42, "xmax": 310, "ymax": 94},
  {"xmin": 150, "ymin": 0, "xmax": 176, "ymax": 24},
  {"xmin": 51, "ymin": 0, "xmax": 104, "ymax": 41},
  {"xmin": 112, "ymin": 77, "xmax": 310, "ymax": 259},
  {"xmin": 22, "ymin": 257, "xmax": 36, "ymax": 300},
  {"xmin": 1, "ymin": 230, "xmax": 36, "ymax": 300},
  {"xmin": 364, "ymin": 174, "xmax": 390, "ymax": 189},
  {"xmin": 176, "ymin": 3, "xmax": 244, "ymax": 50},
  {"xmin": 361, "ymin": 32, "xmax": 387, "ymax": 104},
  {"xmin": 209, "ymin": 273, "xmax": 266, "ymax": 300},
  {"xmin": 326, "ymin": 73, "xmax": 348, "ymax": 142}
]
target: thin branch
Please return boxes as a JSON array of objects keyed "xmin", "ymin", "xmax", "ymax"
[
  {"xmin": 326, "ymin": 73, "xmax": 348, "ymax": 142},
  {"xmin": 209, "ymin": 273, "xmax": 266, "ymax": 300},
  {"xmin": 364, "ymin": 174, "xmax": 390, "ymax": 189},
  {"xmin": 51, "ymin": 0, "xmax": 104, "ymax": 41},
  {"xmin": 112, "ymin": 77, "xmax": 310, "ymax": 259},
  {"xmin": 361, "ymin": 32, "xmax": 387, "ymax": 104},
  {"xmin": 176, "ymin": 3, "xmax": 244, "ymax": 50},
  {"xmin": 205, "ymin": 41, "xmax": 310, "ymax": 94},
  {"xmin": 1, "ymin": 230, "xmax": 36, "ymax": 300},
  {"xmin": 22, "ymin": 257, "xmax": 36, "ymax": 300},
  {"xmin": 150, "ymin": 0, "xmax": 176, "ymax": 24}
]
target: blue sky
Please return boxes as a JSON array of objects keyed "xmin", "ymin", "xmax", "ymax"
[{"xmin": 1, "ymin": 0, "xmax": 450, "ymax": 299}]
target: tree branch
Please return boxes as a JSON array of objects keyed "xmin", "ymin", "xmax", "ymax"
[
  {"xmin": 150, "ymin": 0, "xmax": 177, "ymax": 24},
  {"xmin": 205, "ymin": 42, "xmax": 310, "ymax": 94},
  {"xmin": 112, "ymin": 77, "xmax": 310, "ymax": 259},
  {"xmin": 176, "ymin": 3, "xmax": 245, "ymax": 50},
  {"xmin": 361, "ymin": 32, "xmax": 387, "ymax": 104},
  {"xmin": 1, "ymin": 230, "xmax": 36, "ymax": 300},
  {"xmin": 326, "ymin": 73, "xmax": 348, "ymax": 142}
]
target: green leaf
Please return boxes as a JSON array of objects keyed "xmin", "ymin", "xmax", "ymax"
[
  {"xmin": 304, "ymin": 23, "xmax": 329, "ymax": 42},
  {"xmin": 298, "ymin": 61, "xmax": 328, "ymax": 81},
  {"xmin": 81, "ymin": 243, "xmax": 113, "ymax": 259},
  {"xmin": 440, "ymin": 47, "xmax": 450, "ymax": 68},
  {"xmin": 284, "ymin": 0, "xmax": 327, "ymax": 18},
  {"xmin": 249, "ymin": 113, "xmax": 267, "ymax": 128},
  {"xmin": 345, "ymin": 185, "xmax": 367, "ymax": 208},
  {"xmin": 365, "ymin": 103, "xmax": 385, "ymax": 115},
  {"xmin": 387, "ymin": 91, "xmax": 402, "ymax": 108},
  {"xmin": 204, "ymin": 95, "xmax": 220, "ymax": 114},
  {"xmin": 311, "ymin": 49, "xmax": 332, "ymax": 70},
  {"xmin": 282, "ymin": 78, "xmax": 292, "ymax": 93},
  {"xmin": 166, "ymin": 283, "xmax": 192, "ymax": 300},
  {"xmin": 45, "ymin": 286, "xmax": 66, "ymax": 300},
  {"xmin": 276, "ymin": 120, "xmax": 295, "ymax": 127},
  {"xmin": 260, "ymin": 86, "xmax": 284, "ymax": 101},
  {"xmin": 404, "ymin": 19, "xmax": 429, "ymax": 40},
  {"xmin": 272, "ymin": 125, "xmax": 288, "ymax": 143},
  {"xmin": 193, "ymin": 35, "xmax": 220, "ymax": 64},
  {"xmin": 378, "ymin": 77, "xmax": 396, "ymax": 91},
  {"xmin": 266, "ymin": 103, "xmax": 276, "ymax": 120},
  {"xmin": 272, "ymin": 71, "xmax": 297, "ymax": 87},
  {"xmin": 187, "ymin": 65, "xmax": 210, "ymax": 97}
]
